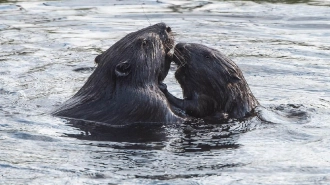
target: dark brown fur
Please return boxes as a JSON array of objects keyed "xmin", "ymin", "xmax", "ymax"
[
  {"xmin": 53, "ymin": 23, "xmax": 184, "ymax": 126},
  {"xmin": 161, "ymin": 43, "xmax": 259, "ymax": 119}
]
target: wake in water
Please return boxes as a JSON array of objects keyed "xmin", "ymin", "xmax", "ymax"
[{"xmin": 257, "ymin": 104, "xmax": 312, "ymax": 125}]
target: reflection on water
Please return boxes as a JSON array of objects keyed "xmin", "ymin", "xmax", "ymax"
[
  {"xmin": 64, "ymin": 118, "xmax": 253, "ymax": 151},
  {"xmin": 65, "ymin": 119, "xmax": 169, "ymax": 143},
  {"xmin": 1, "ymin": 0, "xmax": 330, "ymax": 184}
]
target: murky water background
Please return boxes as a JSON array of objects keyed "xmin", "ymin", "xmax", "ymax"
[{"xmin": 1, "ymin": 0, "xmax": 330, "ymax": 184}]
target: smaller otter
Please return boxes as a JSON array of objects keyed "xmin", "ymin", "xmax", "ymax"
[{"xmin": 160, "ymin": 43, "xmax": 259, "ymax": 119}]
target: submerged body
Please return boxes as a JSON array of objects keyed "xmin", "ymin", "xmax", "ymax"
[
  {"xmin": 162, "ymin": 43, "xmax": 259, "ymax": 119},
  {"xmin": 53, "ymin": 23, "xmax": 183, "ymax": 125}
]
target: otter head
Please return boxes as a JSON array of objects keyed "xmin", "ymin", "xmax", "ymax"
[
  {"xmin": 112, "ymin": 32, "xmax": 171, "ymax": 87},
  {"xmin": 172, "ymin": 43, "xmax": 258, "ymax": 117},
  {"xmin": 173, "ymin": 43, "xmax": 241, "ymax": 99},
  {"xmin": 95, "ymin": 23, "xmax": 174, "ymax": 83},
  {"xmin": 85, "ymin": 23, "xmax": 174, "ymax": 94}
]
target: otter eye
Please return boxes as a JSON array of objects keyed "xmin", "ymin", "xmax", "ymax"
[
  {"xmin": 205, "ymin": 55, "xmax": 210, "ymax": 59},
  {"xmin": 142, "ymin": 39, "xmax": 147, "ymax": 46},
  {"xmin": 166, "ymin": 26, "xmax": 171, "ymax": 33}
]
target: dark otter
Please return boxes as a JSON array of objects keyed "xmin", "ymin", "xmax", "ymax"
[
  {"xmin": 53, "ymin": 23, "xmax": 184, "ymax": 126},
  {"xmin": 160, "ymin": 43, "xmax": 259, "ymax": 119}
]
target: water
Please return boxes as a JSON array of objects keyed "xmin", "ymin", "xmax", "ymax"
[{"xmin": 1, "ymin": 0, "xmax": 330, "ymax": 184}]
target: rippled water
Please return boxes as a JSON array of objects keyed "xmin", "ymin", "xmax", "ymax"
[{"xmin": 1, "ymin": 0, "xmax": 330, "ymax": 184}]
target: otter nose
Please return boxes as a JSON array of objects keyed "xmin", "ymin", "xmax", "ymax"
[
  {"xmin": 175, "ymin": 43, "xmax": 187, "ymax": 52},
  {"xmin": 166, "ymin": 26, "xmax": 171, "ymax": 33}
]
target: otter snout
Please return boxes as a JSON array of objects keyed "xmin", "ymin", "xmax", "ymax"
[
  {"xmin": 175, "ymin": 43, "xmax": 188, "ymax": 52},
  {"xmin": 173, "ymin": 43, "xmax": 190, "ymax": 66},
  {"xmin": 156, "ymin": 23, "xmax": 174, "ymax": 54},
  {"xmin": 175, "ymin": 43, "xmax": 192, "ymax": 55}
]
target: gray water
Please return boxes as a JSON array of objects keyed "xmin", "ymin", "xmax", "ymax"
[{"xmin": 1, "ymin": 0, "xmax": 330, "ymax": 184}]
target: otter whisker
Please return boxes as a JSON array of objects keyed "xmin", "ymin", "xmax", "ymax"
[{"xmin": 173, "ymin": 47, "xmax": 187, "ymax": 69}]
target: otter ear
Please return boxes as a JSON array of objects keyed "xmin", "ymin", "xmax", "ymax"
[
  {"xmin": 229, "ymin": 74, "xmax": 241, "ymax": 83},
  {"xmin": 94, "ymin": 54, "xmax": 102, "ymax": 64},
  {"xmin": 115, "ymin": 61, "xmax": 131, "ymax": 77}
]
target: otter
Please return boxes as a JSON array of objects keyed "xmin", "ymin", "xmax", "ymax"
[
  {"xmin": 160, "ymin": 43, "xmax": 259, "ymax": 119},
  {"xmin": 53, "ymin": 23, "xmax": 184, "ymax": 126}
]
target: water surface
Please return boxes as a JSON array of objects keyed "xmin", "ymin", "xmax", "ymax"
[{"xmin": 0, "ymin": 0, "xmax": 330, "ymax": 184}]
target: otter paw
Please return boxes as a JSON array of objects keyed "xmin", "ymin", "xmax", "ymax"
[
  {"xmin": 158, "ymin": 82, "xmax": 168, "ymax": 93},
  {"xmin": 214, "ymin": 112, "xmax": 229, "ymax": 120}
]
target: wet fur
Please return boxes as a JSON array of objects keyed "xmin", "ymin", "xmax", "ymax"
[
  {"xmin": 164, "ymin": 43, "xmax": 259, "ymax": 119},
  {"xmin": 53, "ymin": 23, "xmax": 183, "ymax": 125}
]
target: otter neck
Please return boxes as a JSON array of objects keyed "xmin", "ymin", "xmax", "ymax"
[{"xmin": 222, "ymin": 81, "xmax": 259, "ymax": 118}]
